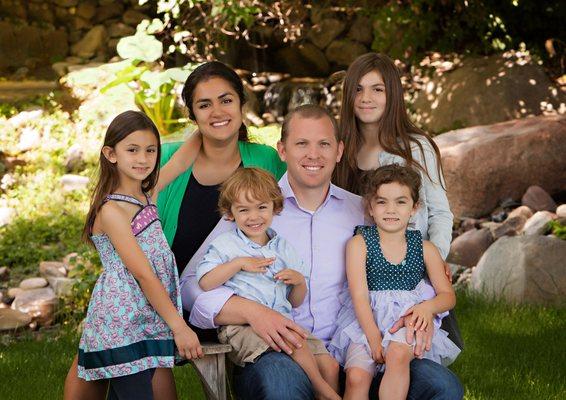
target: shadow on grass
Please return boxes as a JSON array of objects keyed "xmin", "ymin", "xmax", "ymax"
[{"xmin": 452, "ymin": 292, "xmax": 566, "ymax": 400}]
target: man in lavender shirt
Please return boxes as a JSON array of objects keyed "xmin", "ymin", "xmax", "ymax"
[{"xmin": 180, "ymin": 105, "xmax": 463, "ymax": 399}]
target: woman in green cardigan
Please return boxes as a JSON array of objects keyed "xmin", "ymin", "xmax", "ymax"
[{"xmin": 63, "ymin": 61, "xmax": 286, "ymax": 400}]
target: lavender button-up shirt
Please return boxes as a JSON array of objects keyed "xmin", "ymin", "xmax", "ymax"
[{"xmin": 179, "ymin": 173, "xmax": 366, "ymax": 344}]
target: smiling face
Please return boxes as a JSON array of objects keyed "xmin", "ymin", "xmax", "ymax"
[
  {"xmin": 229, "ymin": 192, "xmax": 275, "ymax": 245},
  {"xmin": 354, "ymin": 70, "xmax": 387, "ymax": 126},
  {"xmin": 103, "ymin": 129, "xmax": 158, "ymax": 184},
  {"xmin": 277, "ymin": 115, "xmax": 343, "ymax": 194},
  {"xmin": 368, "ymin": 181, "xmax": 417, "ymax": 234},
  {"xmin": 191, "ymin": 77, "xmax": 243, "ymax": 144}
]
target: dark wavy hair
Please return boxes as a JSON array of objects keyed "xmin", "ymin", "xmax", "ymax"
[{"xmin": 181, "ymin": 61, "xmax": 249, "ymax": 141}]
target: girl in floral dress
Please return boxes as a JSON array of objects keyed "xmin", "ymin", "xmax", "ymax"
[{"xmin": 77, "ymin": 110, "xmax": 201, "ymax": 399}]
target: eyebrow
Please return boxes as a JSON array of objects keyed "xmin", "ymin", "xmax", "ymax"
[
  {"xmin": 375, "ymin": 195, "xmax": 409, "ymax": 200},
  {"xmin": 195, "ymin": 92, "xmax": 234, "ymax": 104}
]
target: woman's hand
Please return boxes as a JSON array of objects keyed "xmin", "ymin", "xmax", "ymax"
[
  {"xmin": 172, "ymin": 324, "xmax": 203, "ymax": 360},
  {"xmin": 237, "ymin": 257, "xmax": 275, "ymax": 273},
  {"xmin": 274, "ymin": 269, "xmax": 306, "ymax": 286}
]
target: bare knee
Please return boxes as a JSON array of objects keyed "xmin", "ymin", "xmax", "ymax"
[
  {"xmin": 345, "ymin": 367, "xmax": 372, "ymax": 388},
  {"xmin": 385, "ymin": 342, "xmax": 412, "ymax": 366}
]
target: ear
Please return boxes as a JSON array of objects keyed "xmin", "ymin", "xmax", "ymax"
[
  {"xmin": 411, "ymin": 200, "xmax": 421, "ymax": 217},
  {"xmin": 276, "ymin": 140, "xmax": 286, "ymax": 162},
  {"xmin": 101, "ymin": 146, "xmax": 117, "ymax": 164},
  {"xmin": 223, "ymin": 212, "xmax": 235, "ymax": 221},
  {"xmin": 336, "ymin": 140, "xmax": 345, "ymax": 163}
]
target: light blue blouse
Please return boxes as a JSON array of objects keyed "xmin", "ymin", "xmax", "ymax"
[
  {"xmin": 376, "ymin": 136, "xmax": 453, "ymax": 259},
  {"xmin": 196, "ymin": 227, "xmax": 307, "ymax": 319}
]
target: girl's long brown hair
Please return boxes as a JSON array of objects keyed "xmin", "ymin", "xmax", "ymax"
[
  {"xmin": 82, "ymin": 111, "xmax": 161, "ymax": 244},
  {"xmin": 333, "ymin": 53, "xmax": 445, "ymax": 194}
]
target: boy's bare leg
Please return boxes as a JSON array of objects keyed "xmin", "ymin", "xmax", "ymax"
[
  {"xmin": 290, "ymin": 342, "xmax": 341, "ymax": 400},
  {"xmin": 343, "ymin": 367, "xmax": 372, "ymax": 400},
  {"xmin": 378, "ymin": 342, "xmax": 413, "ymax": 400},
  {"xmin": 315, "ymin": 354, "xmax": 340, "ymax": 392}
]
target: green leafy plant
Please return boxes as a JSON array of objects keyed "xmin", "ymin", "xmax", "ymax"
[
  {"xmin": 548, "ymin": 220, "xmax": 566, "ymax": 240},
  {"xmin": 102, "ymin": 32, "xmax": 197, "ymax": 136},
  {"xmin": 58, "ymin": 249, "xmax": 103, "ymax": 328}
]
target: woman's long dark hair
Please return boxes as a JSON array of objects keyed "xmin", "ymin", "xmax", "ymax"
[
  {"xmin": 333, "ymin": 53, "xmax": 445, "ymax": 194},
  {"xmin": 181, "ymin": 61, "xmax": 249, "ymax": 141},
  {"xmin": 82, "ymin": 110, "xmax": 161, "ymax": 244}
]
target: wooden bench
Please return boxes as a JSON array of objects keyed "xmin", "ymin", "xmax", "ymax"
[{"xmin": 190, "ymin": 343, "xmax": 232, "ymax": 400}]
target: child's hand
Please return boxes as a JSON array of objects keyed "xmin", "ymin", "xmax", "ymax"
[
  {"xmin": 173, "ymin": 324, "xmax": 203, "ymax": 360},
  {"xmin": 274, "ymin": 269, "xmax": 305, "ymax": 286},
  {"xmin": 237, "ymin": 257, "xmax": 275, "ymax": 273},
  {"xmin": 405, "ymin": 302, "xmax": 434, "ymax": 332},
  {"xmin": 368, "ymin": 336, "xmax": 385, "ymax": 364}
]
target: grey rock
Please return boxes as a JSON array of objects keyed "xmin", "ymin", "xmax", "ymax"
[
  {"xmin": 521, "ymin": 185, "xmax": 557, "ymax": 212},
  {"xmin": 76, "ymin": 1, "xmax": 96, "ymax": 20},
  {"xmin": 447, "ymin": 228, "xmax": 494, "ymax": 267},
  {"xmin": 325, "ymin": 39, "xmax": 367, "ymax": 67},
  {"xmin": 64, "ymin": 144, "xmax": 85, "ymax": 172},
  {"xmin": 17, "ymin": 127, "xmax": 41, "ymax": 152},
  {"xmin": 347, "ymin": 16, "xmax": 373, "ymax": 45},
  {"xmin": 0, "ymin": 308, "xmax": 32, "ymax": 331},
  {"xmin": 412, "ymin": 54, "xmax": 566, "ymax": 134},
  {"xmin": 307, "ymin": 18, "xmax": 346, "ymax": 49},
  {"xmin": 47, "ymin": 277, "xmax": 76, "ymax": 297},
  {"xmin": 523, "ymin": 211, "xmax": 554, "ymax": 236},
  {"xmin": 54, "ymin": 0, "xmax": 78, "ymax": 6},
  {"xmin": 11, "ymin": 287, "xmax": 57, "ymax": 326},
  {"xmin": 7, "ymin": 109, "xmax": 44, "ymax": 128},
  {"xmin": 108, "ymin": 22, "xmax": 135, "ymax": 38},
  {"xmin": 19, "ymin": 277, "xmax": 48, "ymax": 290},
  {"xmin": 493, "ymin": 215, "xmax": 528, "ymax": 239},
  {"xmin": 95, "ymin": 3, "xmax": 124, "ymax": 23},
  {"xmin": 60, "ymin": 174, "xmax": 89, "ymax": 192},
  {"xmin": 471, "ymin": 235, "xmax": 566, "ymax": 305},
  {"xmin": 71, "ymin": 25, "xmax": 107, "ymax": 58},
  {"xmin": 557, "ymin": 204, "xmax": 566, "ymax": 219},
  {"xmin": 123, "ymin": 10, "xmax": 148, "ymax": 26},
  {"xmin": 7, "ymin": 288, "xmax": 23, "ymax": 300},
  {"xmin": 39, "ymin": 261, "xmax": 67, "ymax": 278},
  {"xmin": 507, "ymin": 205, "xmax": 534, "ymax": 220},
  {"xmin": 52, "ymin": 62, "xmax": 71, "ymax": 77}
]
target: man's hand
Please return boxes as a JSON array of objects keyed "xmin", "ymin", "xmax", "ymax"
[
  {"xmin": 389, "ymin": 310, "xmax": 434, "ymax": 358},
  {"xmin": 248, "ymin": 306, "xmax": 308, "ymax": 355},
  {"xmin": 274, "ymin": 269, "xmax": 306, "ymax": 286},
  {"xmin": 237, "ymin": 257, "xmax": 275, "ymax": 273}
]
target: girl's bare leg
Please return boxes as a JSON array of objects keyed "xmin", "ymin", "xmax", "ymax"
[
  {"xmin": 63, "ymin": 355, "xmax": 107, "ymax": 400},
  {"xmin": 315, "ymin": 354, "xmax": 340, "ymax": 392},
  {"xmin": 378, "ymin": 342, "xmax": 413, "ymax": 400},
  {"xmin": 152, "ymin": 368, "xmax": 178, "ymax": 400},
  {"xmin": 64, "ymin": 355, "xmax": 177, "ymax": 400},
  {"xmin": 290, "ymin": 342, "xmax": 341, "ymax": 400},
  {"xmin": 343, "ymin": 367, "xmax": 373, "ymax": 400}
]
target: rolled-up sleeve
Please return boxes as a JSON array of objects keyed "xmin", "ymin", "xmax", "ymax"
[{"xmin": 419, "ymin": 143, "xmax": 453, "ymax": 259}]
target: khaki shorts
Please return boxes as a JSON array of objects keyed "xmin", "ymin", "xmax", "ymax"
[{"xmin": 218, "ymin": 324, "xmax": 328, "ymax": 367}]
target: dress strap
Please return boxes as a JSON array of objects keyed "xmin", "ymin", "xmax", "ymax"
[{"xmin": 105, "ymin": 193, "xmax": 146, "ymax": 208}]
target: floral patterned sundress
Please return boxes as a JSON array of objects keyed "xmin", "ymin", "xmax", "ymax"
[{"xmin": 78, "ymin": 193, "xmax": 181, "ymax": 381}]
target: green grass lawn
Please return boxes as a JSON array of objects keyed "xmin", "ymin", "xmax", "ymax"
[{"xmin": 1, "ymin": 292, "xmax": 564, "ymax": 399}]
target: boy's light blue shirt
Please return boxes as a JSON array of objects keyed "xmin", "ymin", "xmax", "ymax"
[{"xmin": 196, "ymin": 227, "xmax": 307, "ymax": 319}]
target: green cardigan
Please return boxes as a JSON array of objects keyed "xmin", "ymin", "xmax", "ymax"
[{"xmin": 157, "ymin": 140, "xmax": 287, "ymax": 245}]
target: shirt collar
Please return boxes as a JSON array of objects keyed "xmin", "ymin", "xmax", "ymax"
[
  {"xmin": 278, "ymin": 172, "xmax": 346, "ymax": 203},
  {"xmin": 235, "ymin": 227, "xmax": 278, "ymax": 249}
]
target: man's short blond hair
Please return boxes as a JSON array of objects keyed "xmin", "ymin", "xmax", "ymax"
[
  {"xmin": 280, "ymin": 104, "xmax": 339, "ymax": 143},
  {"xmin": 218, "ymin": 167, "xmax": 284, "ymax": 217}
]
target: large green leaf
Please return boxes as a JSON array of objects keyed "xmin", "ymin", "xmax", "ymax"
[{"xmin": 116, "ymin": 33, "xmax": 163, "ymax": 62}]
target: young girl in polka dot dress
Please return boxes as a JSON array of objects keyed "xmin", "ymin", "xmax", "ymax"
[{"xmin": 328, "ymin": 164, "xmax": 460, "ymax": 400}]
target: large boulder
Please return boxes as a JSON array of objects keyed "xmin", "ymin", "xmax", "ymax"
[
  {"xmin": 11, "ymin": 287, "xmax": 58, "ymax": 326},
  {"xmin": 0, "ymin": 308, "xmax": 32, "ymax": 331},
  {"xmin": 325, "ymin": 39, "xmax": 367, "ymax": 67},
  {"xmin": 471, "ymin": 235, "xmax": 566, "ymax": 305},
  {"xmin": 71, "ymin": 25, "xmax": 107, "ymax": 58},
  {"xmin": 307, "ymin": 18, "xmax": 346, "ymax": 49},
  {"xmin": 412, "ymin": 54, "xmax": 565, "ymax": 134},
  {"xmin": 447, "ymin": 228, "xmax": 493, "ymax": 267},
  {"xmin": 435, "ymin": 115, "xmax": 566, "ymax": 217}
]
